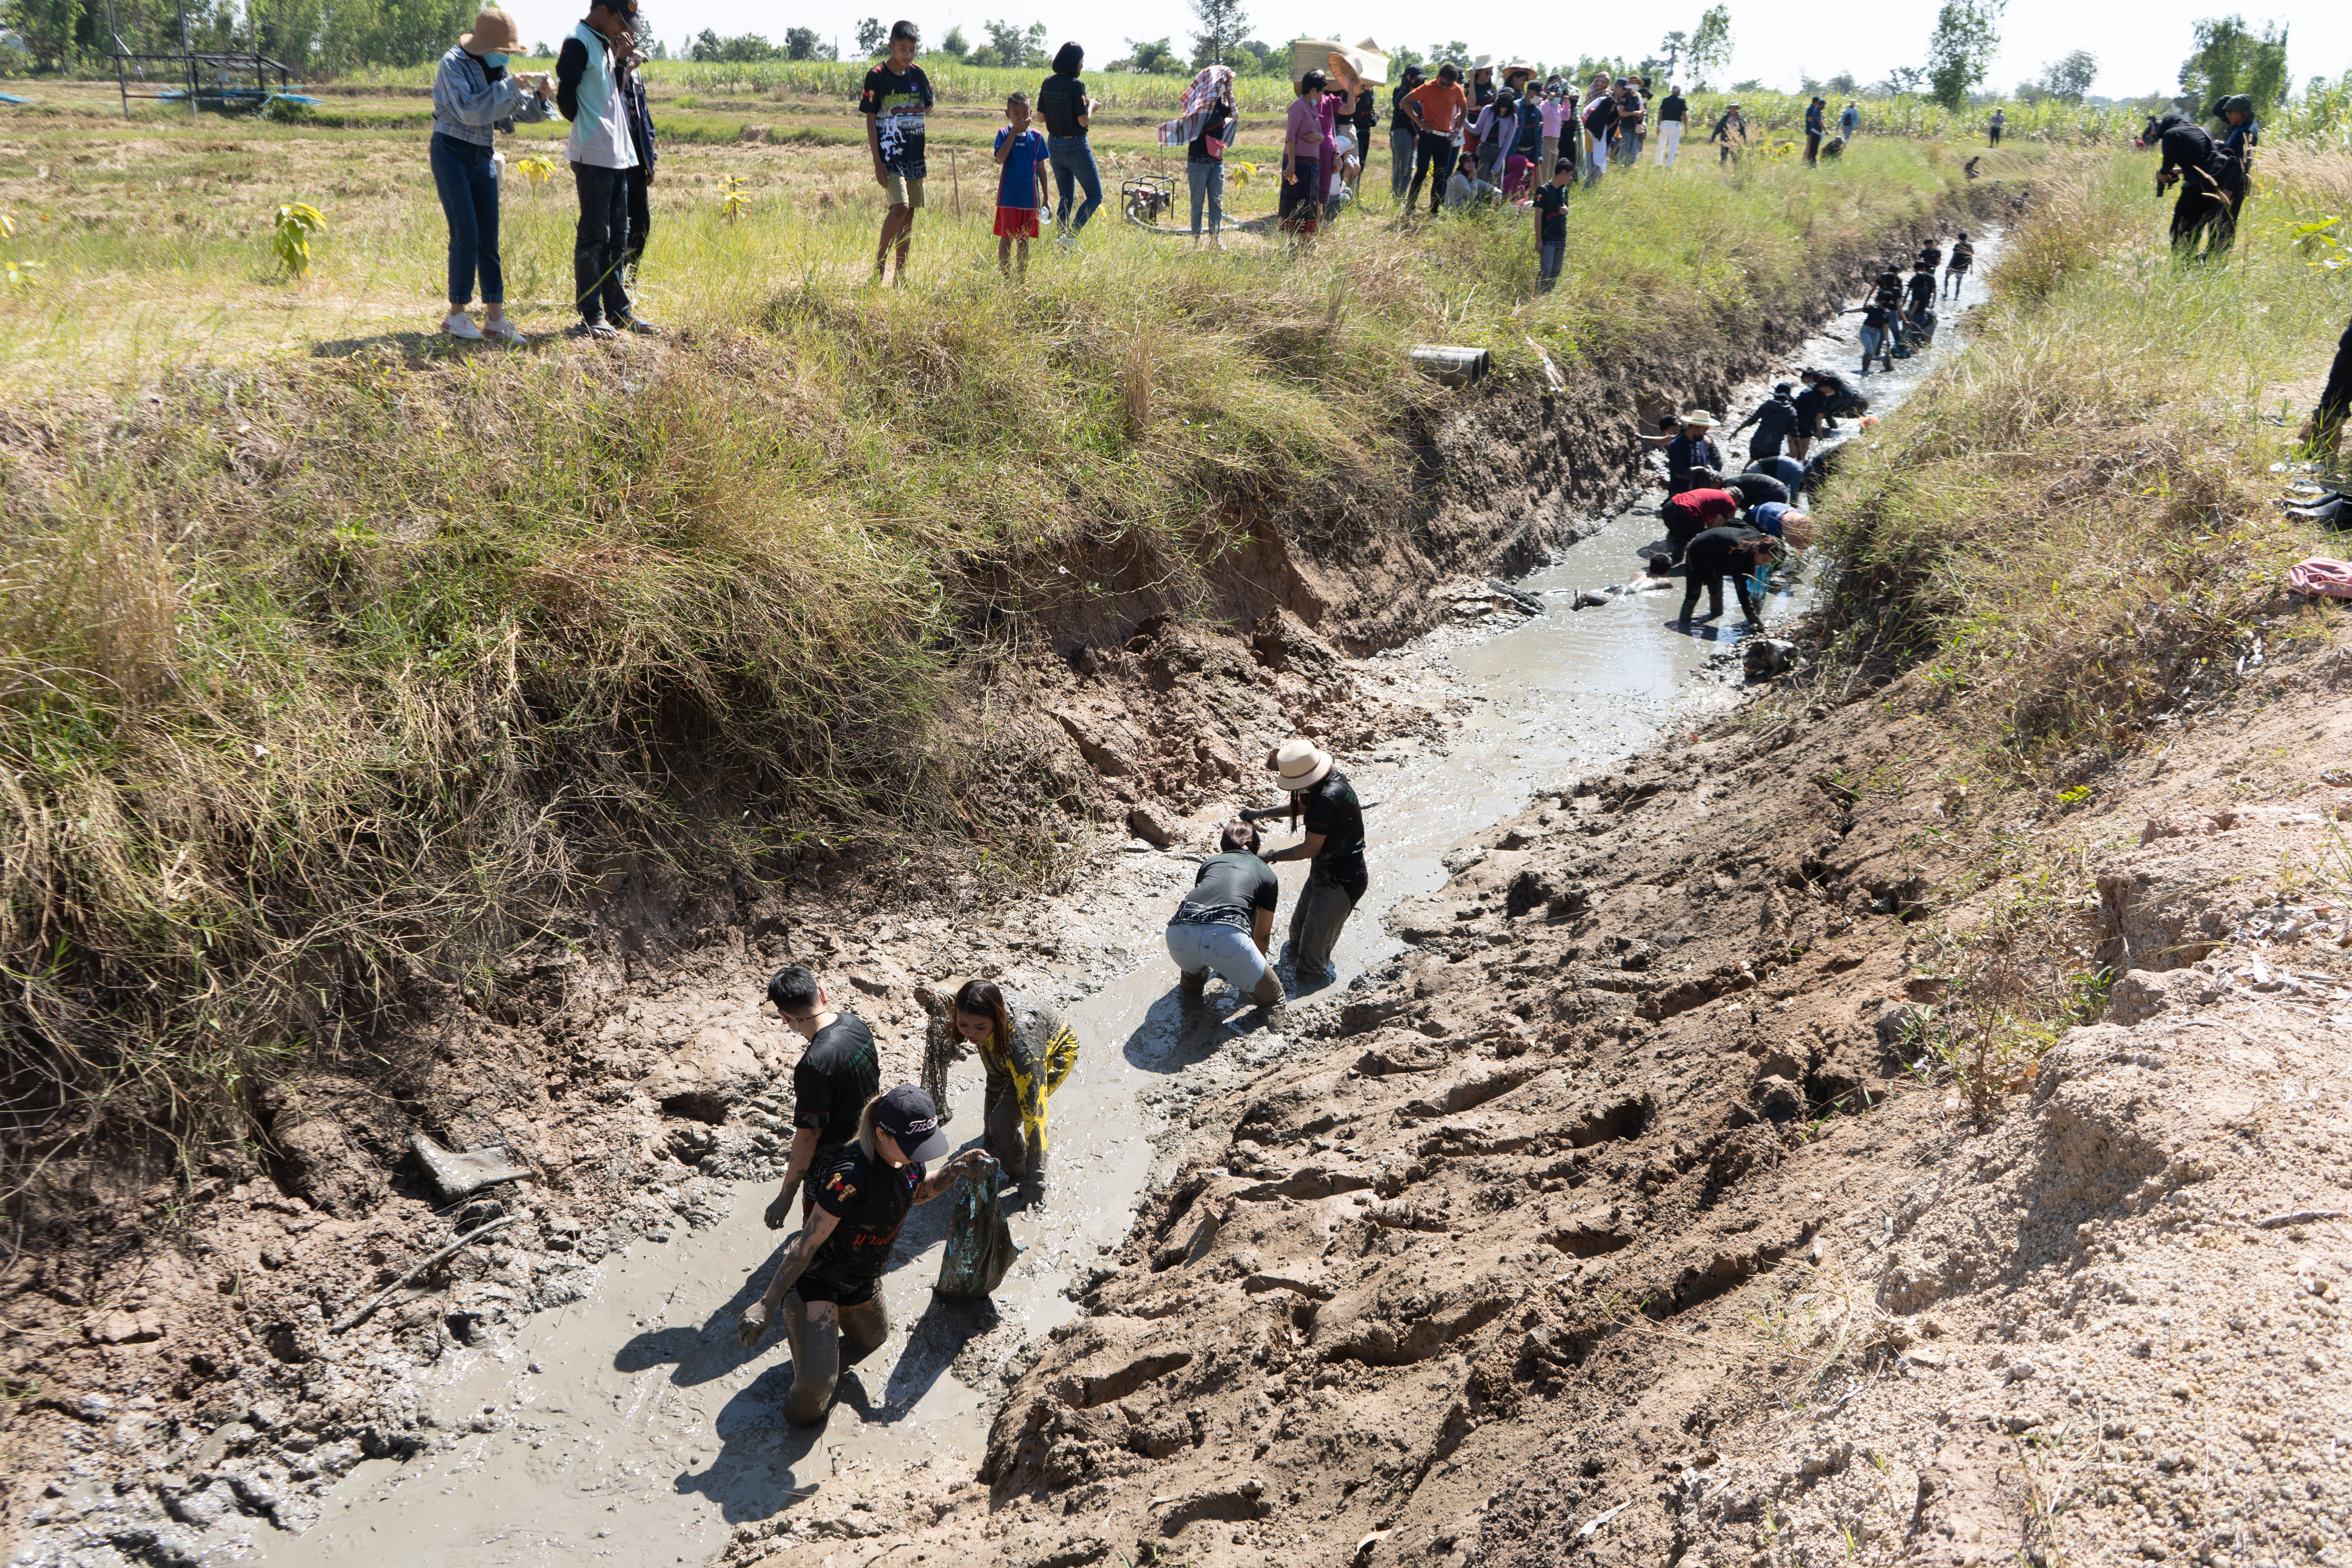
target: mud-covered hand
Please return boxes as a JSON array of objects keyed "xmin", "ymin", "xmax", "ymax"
[{"xmin": 737, "ymin": 1300, "xmax": 774, "ymax": 1348}]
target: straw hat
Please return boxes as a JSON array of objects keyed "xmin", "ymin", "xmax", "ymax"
[
  {"xmin": 459, "ymin": 6, "xmax": 521, "ymax": 53},
  {"xmin": 1501, "ymin": 60, "xmax": 1535, "ymax": 81},
  {"xmin": 1325, "ymin": 51, "xmax": 1362, "ymax": 96},
  {"xmin": 1470, "ymin": 54, "xmax": 1493, "ymax": 71},
  {"xmin": 1269, "ymin": 739, "xmax": 1335, "ymax": 793},
  {"xmin": 1682, "ymin": 410, "xmax": 1722, "ymax": 428}
]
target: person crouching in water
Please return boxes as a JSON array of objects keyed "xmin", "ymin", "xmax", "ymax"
[
  {"xmin": 1677, "ymin": 526, "xmax": 1783, "ymax": 633},
  {"xmin": 1260, "ymin": 739, "xmax": 1368, "ymax": 985},
  {"xmin": 736, "ymin": 1086, "xmax": 992, "ymax": 1425},
  {"xmin": 1168, "ymin": 821, "xmax": 1286, "ymax": 1028},
  {"xmin": 915, "ymin": 980, "xmax": 1079, "ymax": 1191}
]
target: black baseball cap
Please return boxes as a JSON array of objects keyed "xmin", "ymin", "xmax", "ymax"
[{"xmin": 875, "ymin": 1085, "xmax": 950, "ymax": 1162}]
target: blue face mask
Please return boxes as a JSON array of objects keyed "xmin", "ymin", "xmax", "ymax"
[{"xmin": 483, "ymin": 50, "xmax": 509, "ymax": 67}]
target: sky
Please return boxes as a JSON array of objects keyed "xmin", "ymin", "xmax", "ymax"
[{"xmin": 515, "ymin": 0, "xmax": 2347, "ymax": 102}]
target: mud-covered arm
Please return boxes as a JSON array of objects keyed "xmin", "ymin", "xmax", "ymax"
[
  {"xmin": 913, "ymin": 1149, "xmax": 996, "ymax": 1202},
  {"xmin": 748, "ymin": 1207, "xmax": 840, "ymax": 1326}
]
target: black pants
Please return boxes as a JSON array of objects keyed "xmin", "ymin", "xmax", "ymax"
[
  {"xmin": 623, "ymin": 165, "xmax": 651, "ymax": 276},
  {"xmin": 1748, "ymin": 436, "xmax": 1782, "ymax": 463},
  {"xmin": 1407, "ymin": 131, "xmax": 1457, "ymax": 214},
  {"xmin": 570, "ymin": 161, "xmax": 633, "ymax": 325},
  {"xmin": 2209, "ymin": 181, "xmax": 2247, "ymax": 258},
  {"xmin": 1681, "ymin": 568, "xmax": 1759, "ymax": 624},
  {"xmin": 2170, "ymin": 182, "xmax": 2226, "ymax": 260},
  {"xmin": 2316, "ymin": 315, "xmax": 2352, "ymax": 434},
  {"xmin": 1804, "ymin": 131, "xmax": 1821, "ymax": 165}
]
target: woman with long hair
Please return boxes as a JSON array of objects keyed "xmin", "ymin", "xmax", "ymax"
[{"xmin": 915, "ymin": 980, "xmax": 1081, "ymax": 1184}]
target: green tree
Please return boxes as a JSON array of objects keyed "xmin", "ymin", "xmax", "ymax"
[
  {"xmin": 975, "ymin": 18, "xmax": 1044, "ymax": 68},
  {"xmin": 1126, "ymin": 35, "xmax": 1175, "ymax": 71},
  {"xmin": 1187, "ymin": 0, "xmax": 1243, "ymax": 68},
  {"xmin": 855, "ymin": 16, "xmax": 883, "ymax": 55},
  {"xmin": 1427, "ymin": 38, "xmax": 1468, "ymax": 67},
  {"xmin": 2037, "ymin": 49, "xmax": 2096, "ymax": 100},
  {"xmin": 2178, "ymin": 16, "xmax": 2288, "ymax": 114},
  {"xmin": 782, "ymin": 24, "xmax": 829, "ymax": 59},
  {"xmin": 1923, "ymin": 0, "xmax": 2003, "ymax": 111},
  {"xmin": 1686, "ymin": 5, "xmax": 1732, "ymax": 90},
  {"xmin": 936, "ymin": 24, "xmax": 967, "ymax": 57}
]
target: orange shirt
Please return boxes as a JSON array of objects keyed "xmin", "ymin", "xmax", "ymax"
[{"xmin": 1405, "ymin": 80, "xmax": 1468, "ymax": 136}]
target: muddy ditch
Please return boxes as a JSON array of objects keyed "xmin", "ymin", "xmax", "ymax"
[{"xmin": 0, "ymin": 208, "xmax": 2009, "ymax": 1568}]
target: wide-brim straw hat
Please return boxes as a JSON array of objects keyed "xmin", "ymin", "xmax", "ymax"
[
  {"xmin": 1325, "ymin": 52, "xmax": 1362, "ymax": 97},
  {"xmin": 1502, "ymin": 60, "xmax": 1535, "ymax": 80},
  {"xmin": 1270, "ymin": 738, "xmax": 1335, "ymax": 793},
  {"xmin": 1682, "ymin": 410, "xmax": 1722, "ymax": 428},
  {"xmin": 460, "ymin": 6, "xmax": 521, "ymax": 53}
]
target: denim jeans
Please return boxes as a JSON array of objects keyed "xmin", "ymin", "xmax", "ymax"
[
  {"xmin": 1165, "ymin": 920, "xmax": 1270, "ymax": 996},
  {"xmin": 1407, "ymin": 131, "xmax": 1457, "ymax": 213},
  {"xmin": 1390, "ymin": 125, "xmax": 1416, "ymax": 198},
  {"xmin": 1047, "ymin": 134, "xmax": 1102, "ymax": 232},
  {"xmin": 570, "ymin": 161, "xmax": 633, "ymax": 325},
  {"xmin": 1858, "ymin": 323, "xmax": 1888, "ymax": 367},
  {"xmin": 428, "ymin": 132, "xmax": 502, "ymax": 307},
  {"xmin": 1186, "ymin": 159, "xmax": 1225, "ymax": 236},
  {"xmin": 1538, "ymin": 238, "xmax": 1563, "ymax": 292}
]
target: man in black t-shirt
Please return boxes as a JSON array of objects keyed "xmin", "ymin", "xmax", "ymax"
[
  {"xmin": 737, "ymin": 1085, "xmax": 991, "ymax": 1424},
  {"xmin": 1655, "ymin": 86, "xmax": 1687, "ymax": 167},
  {"xmin": 761, "ymin": 965, "xmax": 882, "ymax": 1231},
  {"xmin": 1167, "ymin": 821, "xmax": 1285, "ymax": 1023},
  {"xmin": 857, "ymin": 20, "xmax": 933, "ymax": 283},
  {"xmin": 1262, "ymin": 739, "xmax": 1367, "ymax": 984},
  {"xmin": 1532, "ymin": 158, "xmax": 1570, "ymax": 292}
]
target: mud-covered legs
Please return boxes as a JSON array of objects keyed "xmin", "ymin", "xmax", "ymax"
[{"xmin": 782, "ymin": 1290, "xmax": 889, "ymax": 1426}]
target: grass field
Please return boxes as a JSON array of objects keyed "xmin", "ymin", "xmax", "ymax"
[{"xmin": 0, "ymin": 114, "xmax": 1983, "ymax": 1170}]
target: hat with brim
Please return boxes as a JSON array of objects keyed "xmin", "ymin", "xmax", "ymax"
[
  {"xmin": 1682, "ymin": 410, "xmax": 1722, "ymax": 428},
  {"xmin": 1325, "ymin": 52, "xmax": 1362, "ymax": 97},
  {"xmin": 1501, "ymin": 60, "xmax": 1535, "ymax": 81},
  {"xmin": 1270, "ymin": 738, "xmax": 1334, "ymax": 793},
  {"xmin": 459, "ymin": 5, "xmax": 521, "ymax": 53},
  {"xmin": 875, "ymin": 1084, "xmax": 951, "ymax": 1163}
]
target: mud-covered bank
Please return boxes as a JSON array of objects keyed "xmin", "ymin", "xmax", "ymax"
[{"xmin": 0, "ymin": 188, "xmax": 2013, "ymax": 1565}]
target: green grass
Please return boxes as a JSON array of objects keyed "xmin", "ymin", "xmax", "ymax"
[{"xmin": 0, "ymin": 125, "xmax": 1973, "ymax": 1187}]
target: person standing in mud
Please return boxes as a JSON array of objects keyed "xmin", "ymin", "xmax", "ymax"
[
  {"xmin": 1167, "ymin": 821, "xmax": 1286, "ymax": 1025},
  {"xmin": 759, "ymin": 967, "xmax": 882, "ymax": 1232},
  {"xmin": 1943, "ymin": 232, "xmax": 1974, "ymax": 299},
  {"xmin": 737, "ymin": 1086, "xmax": 991, "ymax": 1425},
  {"xmin": 1260, "ymin": 739, "xmax": 1367, "ymax": 984},
  {"xmin": 916, "ymin": 980, "xmax": 1080, "ymax": 1189},
  {"xmin": 1676, "ymin": 526, "xmax": 1780, "ymax": 633},
  {"xmin": 1730, "ymin": 383, "xmax": 1801, "ymax": 464}
]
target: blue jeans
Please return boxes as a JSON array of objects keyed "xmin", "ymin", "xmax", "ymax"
[
  {"xmin": 1538, "ymin": 238, "xmax": 1563, "ymax": 292},
  {"xmin": 428, "ymin": 132, "xmax": 502, "ymax": 307},
  {"xmin": 1047, "ymin": 135, "xmax": 1101, "ymax": 232},
  {"xmin": 1859, "ymin": 323, "xmax": 1888, "ymax": 367},
  {"xmin": 1165, "ymin": 920, "xmax": 1272, "ymax": 997},
  {"xmin": 570, "ymin": 160, "xmax": 633, "ymax": 325},
  {"xmin": 1389, "ymin": 125, "xmax": 1415, "ymax": 198},
  {"xmin": 1186, "ymin": 159, "xmax": 1225, "ymax": 236}
]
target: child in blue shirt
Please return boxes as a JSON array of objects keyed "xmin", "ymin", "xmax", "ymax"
[{"xmin": 993, "ymin": 92, "xmax": 1052, "ymax": 278}]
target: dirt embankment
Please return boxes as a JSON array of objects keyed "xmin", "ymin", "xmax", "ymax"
[
  {"xmin": 0, "ymin": 201, "xmax": 1985, "ymax": 1562},
  {"xmin": 714, "ymin": 607, "xmax": 2352, "ymax": 1568}
]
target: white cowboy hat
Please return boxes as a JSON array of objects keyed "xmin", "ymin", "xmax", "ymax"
[
  {"xmin": 1470, "ymin": 54, "xmax": 1493, "ymax": 71},
  {"xmin": 1681, "ymin": 410, "xmax": 1722, "ymax": 428},
  {"xmin": 1269, "ymin": 738, "xmax": 1335, "ymax": 792}
]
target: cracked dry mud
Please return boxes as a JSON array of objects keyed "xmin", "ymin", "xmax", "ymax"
[{"xmin": 717, "ymin": 621, "xmax": 2352, "ymax": 1568}]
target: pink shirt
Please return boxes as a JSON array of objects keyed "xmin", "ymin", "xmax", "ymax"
[
  {"xmin": 1540, "ymin": 99, "xmax": 1565, "ymax": 136},
  {"xmin": 1284, "ymin": 96, "xmax": 1324, "ymax": 158}
]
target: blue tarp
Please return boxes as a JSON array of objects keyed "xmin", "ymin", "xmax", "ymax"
[{"xmin": 0, "ymin": 92, "xmax": 31, "ymax": 104}]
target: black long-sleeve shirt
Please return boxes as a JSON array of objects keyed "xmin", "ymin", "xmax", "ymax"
[
  {"xmin": 1734, "ymin": 397, "xmax": 1800, "ymax": 445},
  {"xmin": 2158, "ymin": 123, "xmax": 2221, "ymax": 191},
  {"xmin": 555, "ymin": 35, "xmax": 587, "ymax": 123}
]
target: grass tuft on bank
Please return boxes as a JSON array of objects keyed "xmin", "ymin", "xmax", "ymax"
[{"xmin": 0, "ymin": 133, "xmax": 1967, "ymax": 1193}]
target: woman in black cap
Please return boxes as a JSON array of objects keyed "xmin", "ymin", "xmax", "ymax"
[{"xmin": 737, "ymin": 1085, "xmax": 993, "ymax": 1425}]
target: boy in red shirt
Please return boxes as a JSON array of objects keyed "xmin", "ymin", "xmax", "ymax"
[{"xmin": 992, "ymin": 91, "xmax": 1051, "ymax": 278}]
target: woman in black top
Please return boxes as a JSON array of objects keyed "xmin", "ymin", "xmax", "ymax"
[
  {"xmin": 1036, "ymin": 42, "xmax": 1102, "ymax": 239},
  {"xmin": 737, "ymin": 1086, "xmax": 993, "ymax": 1425}
]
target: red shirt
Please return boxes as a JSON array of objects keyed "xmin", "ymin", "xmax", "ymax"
[{"xmin": 1666, "ymin": 488, "xmax": 1739, "ymax": 524}]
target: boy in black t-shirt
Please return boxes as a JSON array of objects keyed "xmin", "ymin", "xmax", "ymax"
[
  {"xmin": 761, "ymin": 966, "xmax": 883, "ymax": 1232},
  {"xmin": 1532, "ymin": 157, "xmax": 1570, "ymax": 292},
  {"xmin": 737, "ymin": 1085, "xmax": 992, "ymax": 1425},
  {"xmin": 857, "ymin": 20, "xmax": 933, "ymax": 284}
]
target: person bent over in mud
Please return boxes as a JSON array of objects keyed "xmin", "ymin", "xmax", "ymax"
[
  {"xmin": 1167, "ymin": 820, "xmax": 1285, "ymax": 1032},
  {"xmin": 737, "ymin": 1086, "xmax": 989, "ymax": 1425},
  {"xmin": 1677, "ymin": 526, "xmax": 1783, "ymax": 633},
  {"xmin": 1259, "ymin": 738, "xmax": 1368, "ymax": 986},
  {"xmin": 760, "ymin": 965, "xmax": 882, "ymax": 1232},
  {"xmin": 916, "ymin": 980, "xmax": 1079, "ymax": 1189}
]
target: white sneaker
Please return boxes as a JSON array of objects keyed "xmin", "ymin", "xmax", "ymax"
[
  {"xmin": 483, "ymin": 317, "xmax": 525, "ymax": 345},
  {"xmin": 442, "ymin": 311, "xmax": 484, "ymax": 341}
]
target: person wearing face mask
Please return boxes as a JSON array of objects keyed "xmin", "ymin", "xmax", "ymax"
[{"xmin": 428, "ymin": 8, "xmax": 552, "ymax": 343}]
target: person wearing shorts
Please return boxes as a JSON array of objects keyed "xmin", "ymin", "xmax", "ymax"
[
  {"xmin": 991, "ymin": 91, "xmax": 1049, "ymax": 277},
  {"xmin": 1167, "ymin": 822, "xmax": 1285, "ymax": 1026},
  {"xmin": 857, "ymin": 20, "xmax": 932, "ymax": 285},
  {"xmin": 736, "ymin": 1086, "xmax": 992, "ymax": 1425}
]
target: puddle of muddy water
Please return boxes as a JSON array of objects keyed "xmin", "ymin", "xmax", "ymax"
[{"xmin": 240, "ymin": 234, "xmax": 2001, "ymax": 1568}]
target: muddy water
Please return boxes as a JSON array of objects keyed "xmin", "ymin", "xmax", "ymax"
[{"xmin": 248, "ymin": 236, "xmax": 2001, "ymax": 1568}]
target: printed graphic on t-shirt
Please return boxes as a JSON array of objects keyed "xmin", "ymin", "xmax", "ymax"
[{"xmin": 858, "ymin": 64, "xmax": 933, "ymax": 177}]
